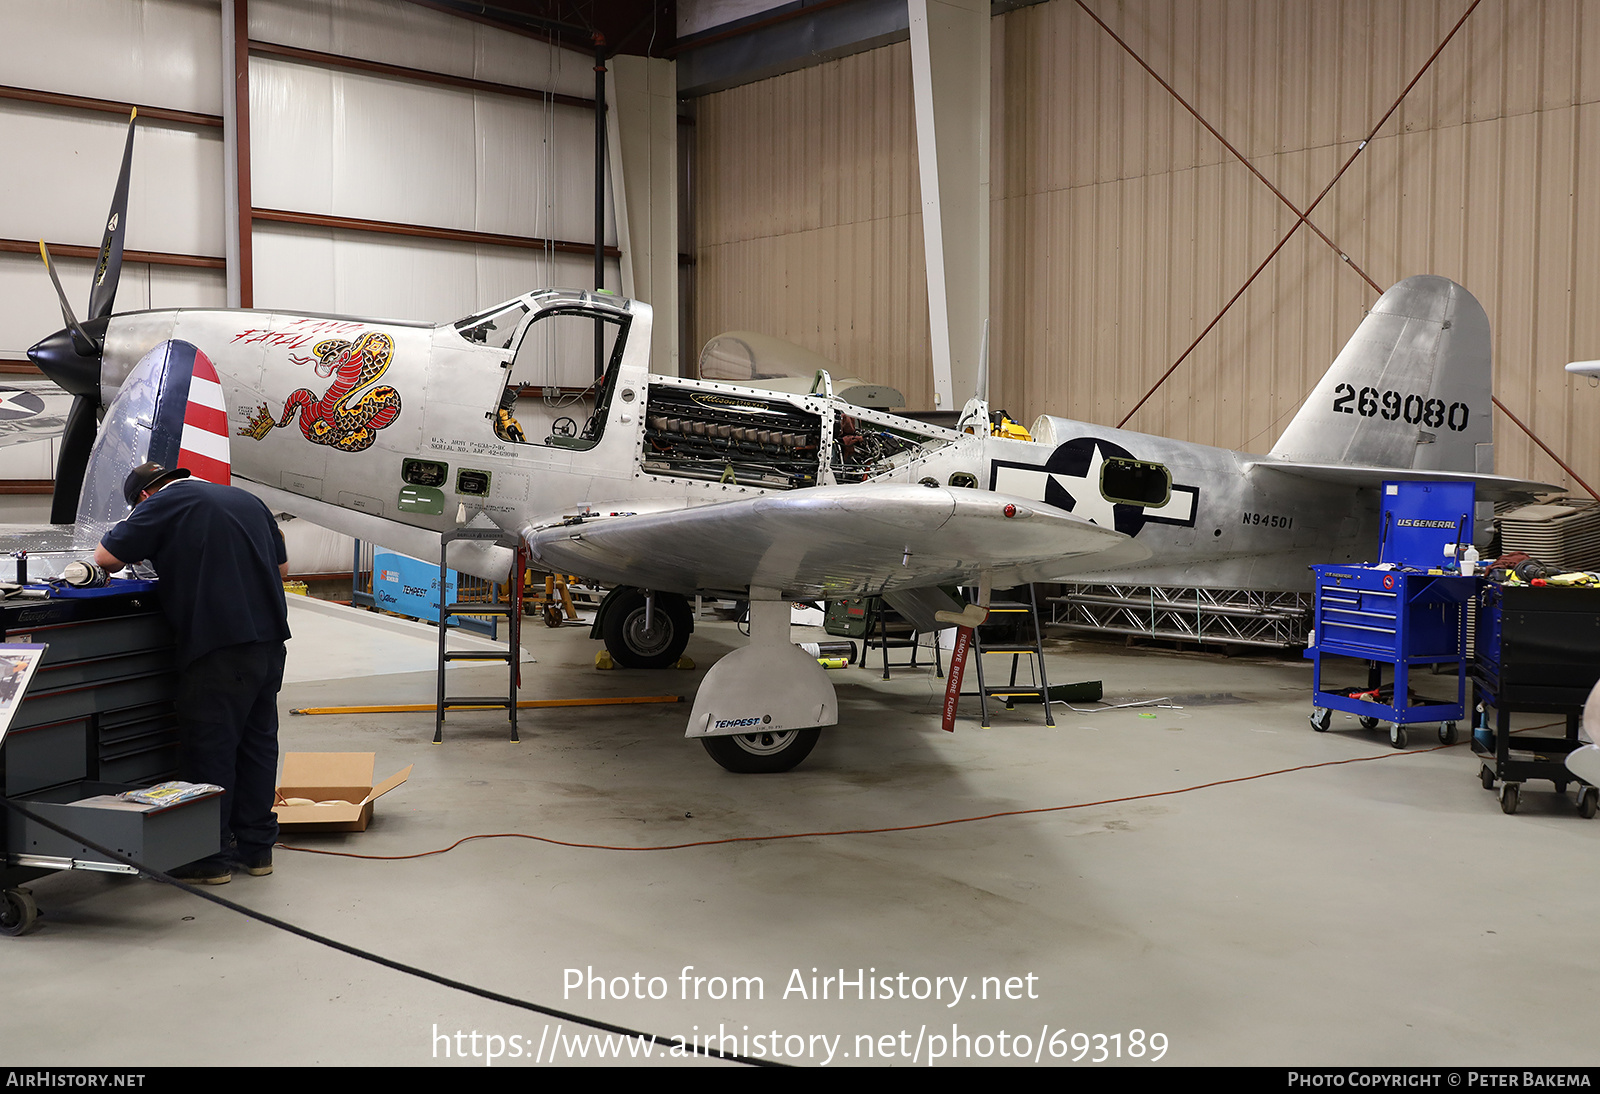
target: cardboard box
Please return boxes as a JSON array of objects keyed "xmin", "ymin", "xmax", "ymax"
[{"xmin": 274, "ymin": 753, "xmax": 411, "ymax": 833}]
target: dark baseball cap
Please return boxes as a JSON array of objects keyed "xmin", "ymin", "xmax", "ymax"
[{"xmin": 122, "ymin": 462, "xmax": 191, "ymax": 507}]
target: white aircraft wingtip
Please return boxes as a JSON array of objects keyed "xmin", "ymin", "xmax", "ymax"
[
  {"xmin": 1570, "ymin": 681, "xmax": 1600, "ymax": 784},
  {"xmin": 1565, "ymin": 743, "xmax": 1600, "ymax": 785}
]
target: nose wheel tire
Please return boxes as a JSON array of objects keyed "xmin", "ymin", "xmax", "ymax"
[{"xmin": 701, "ymin": 727, "xmax": 821, "ymax": 773}]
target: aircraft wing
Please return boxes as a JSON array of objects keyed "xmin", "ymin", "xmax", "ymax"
[
  {"xmin": 1244, "ymin": 460, "xmax": 1560, "ymax": 503},
  {"xmin": 236, "ymin": 478, "xmax": 518, "ymax": 582},
  {"xmin": 0, "ymin": 379, "xmax": 71, "ymax": 448},
  {"xmin": 523, "ymin": 483, "xmax": 1150, "ymax": 599}
]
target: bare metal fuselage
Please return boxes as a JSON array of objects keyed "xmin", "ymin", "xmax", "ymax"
[{"xmin": 92, "ymin": 293, "xmax": 1371, "ymax": 594}]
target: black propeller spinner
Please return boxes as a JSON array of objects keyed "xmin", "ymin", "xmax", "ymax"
[{"xmin": 27, "ymin": 109, "xmax": 136, "ymax": 524}]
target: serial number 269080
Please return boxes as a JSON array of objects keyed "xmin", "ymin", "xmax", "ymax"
[{"xmin": 1331, "ymin": 383, "xmax": 1470, "ymax": 431}]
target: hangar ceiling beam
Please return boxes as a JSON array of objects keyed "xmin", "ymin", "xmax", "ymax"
[
  {"xmin": 247, "ymin": 40, "xmax": 598, "ymax": 110},
  {"xmin": 910, "ymin": 0, "xmax": 989, "ymax": 412},
  {"xmin": 0, "ymin": 239, "xmax": 222, "ymax": 269},
  {"xmin": 0, "ymin": 85, "xmax": 220, "ymax": 130},
  {"xmin": 248, "ymin": 209, "xmax": 618, "ymax": 259}
]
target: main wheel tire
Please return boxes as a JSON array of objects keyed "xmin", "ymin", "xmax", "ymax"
[
  {"xmin": 0, "ymin": 888, "xmax": 38, "ymax": 936},
  {"xmin": 601, "ymin": 589, "xmax": 692, "ymax": 669},
  {"xmin": 701, "ymin": 727, "xmax": 821, "ymax": 774}
]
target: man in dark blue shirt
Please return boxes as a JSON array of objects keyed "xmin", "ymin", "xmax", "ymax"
[{"xmin": 95, "ymin": 462, "xmax": 291, "ymax": 884}]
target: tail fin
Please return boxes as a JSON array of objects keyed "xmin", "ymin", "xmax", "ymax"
[{"xmin": 1269, "ymin": 276, "xmax": 1492, "ymax": 473}]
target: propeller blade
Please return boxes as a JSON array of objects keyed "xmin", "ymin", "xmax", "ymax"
[
  {"xmin": 86, "ymin": 108, "xmax": 136, "ymax": 323},
  {"xmin": 38, "ymin": 241, "xmax": 98, "ymax": 354},
  {"xmin": 50, "ymin": 394, "xmax": 99, "ymax": 525}
]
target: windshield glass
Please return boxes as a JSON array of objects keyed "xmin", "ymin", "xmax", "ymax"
[{"xmin": 454, "ymin": 300, "xmax": 531, "ymax": 349}]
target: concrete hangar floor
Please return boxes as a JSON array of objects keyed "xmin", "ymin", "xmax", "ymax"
[{"xmin": 6, "ymin": 598, "xmax": 1596, "ymax": 1068}]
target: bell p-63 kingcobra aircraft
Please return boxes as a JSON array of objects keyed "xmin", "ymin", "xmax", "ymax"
[{"xmin": 17, "ymin": 116, "xmax": 1552, "ymax": 772}]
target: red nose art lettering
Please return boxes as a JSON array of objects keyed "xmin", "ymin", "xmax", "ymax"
[{"xmin": 239, "ymin": 331, "xmax": 401, "ymax": 453}]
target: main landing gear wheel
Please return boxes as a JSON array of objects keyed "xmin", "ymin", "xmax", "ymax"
[
  {"xmin": 1389, "ymin": 724, "xmax": 1408, "ymax": 749},
  {"xmin": 601, "ymin": 589, "xmax": 692, "ymax": 669},
  {"xmin": 1309, "ymin": 707, "xmax": 1331, "ymax": 732},
  {"xmin": 1359, "ymin": 716, "xmax": 1380, "ymax": 730},
  {"xmin": 0, "ymin": 888, "xmax": 38, "ymax": 936},
  {"xmin": 701, "ymin": 727, "xmax": 821, "ymax": 774},
  {"xmin": 1439, "ymin": 722, "xmax": 1459, "ymax": 746}
]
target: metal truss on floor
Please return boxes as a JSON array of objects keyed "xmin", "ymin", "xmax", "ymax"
[{"xmin": 1047, "ymin": 584, "xmax": 1312, "ymax": 649}]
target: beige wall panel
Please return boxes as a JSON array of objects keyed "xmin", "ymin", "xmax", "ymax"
[
  {"xmin": 1530, "ymin": 107, "xmax": 1578, "ymax": 454},
  {"xmin": 1581, "ymin": 0, "xmax": 1600, "ymax": 106},
  {"xmin": 1491, "ymin": 110, "xmax": 1540, "ymax": 478},
  {"xmin": 693, "ymin": 43, "xmax": 928, "ymax": 398}
]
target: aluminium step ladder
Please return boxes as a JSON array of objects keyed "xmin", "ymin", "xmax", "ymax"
[
  {"xmin": 971, "ymin": 584, "xmax": 1055, "ymax": 729},
  {"xmin": 435, "ymin": 527, "xmax": 524, "ymax": 742}
]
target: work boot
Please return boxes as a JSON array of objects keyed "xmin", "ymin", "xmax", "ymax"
[
  {"xmin": 233, "ymin": 849, "xmax": 273, "ymax": 876},
  {"xmin": 169, "ymin": 857, "xmax": 232, "ymax": 885}
]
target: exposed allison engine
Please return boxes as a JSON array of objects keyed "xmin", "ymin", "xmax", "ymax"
[{"xmin": 643, "ymin": 384, "xmax": 823, "ymax": 488}]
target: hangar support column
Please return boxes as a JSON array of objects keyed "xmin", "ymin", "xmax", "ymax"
[
  {"xmin": 910, "ymin": 0, "xmax": 989, "ymax": 412},
  {"xmin": 610, "ymin": 56, "xmax": 680, "ymax": 378}
]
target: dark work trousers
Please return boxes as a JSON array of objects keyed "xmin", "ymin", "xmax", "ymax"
[{"xmin": 176, "ymin": 640, "xmax": 287, "ymax": 863}]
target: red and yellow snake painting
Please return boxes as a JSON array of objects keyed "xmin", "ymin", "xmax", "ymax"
[{"xmin": 240, "ymin": 332, "xmax": 402, "ymax": 452}]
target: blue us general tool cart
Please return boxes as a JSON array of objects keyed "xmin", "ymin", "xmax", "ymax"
[
  {"xmin": 1375, "ymin": 480, "xmax": 1476, "ymax": 570},
  {"xmin": 1305, "ymin": 480, "xmax": 1477, "ymax": 748},
  {"xmin": 1472, "ymin": 583, "xmax": 1600, "ymax": 817},
  {"xmin": 1306, "ymin": 566, "xmax": 1476, "ymax": 747}
]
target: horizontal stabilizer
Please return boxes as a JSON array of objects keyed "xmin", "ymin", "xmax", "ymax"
[
  {"xmin": 0, "ymin": 380, "xmax": 71, "ymax": 447},
  {"xmin": 1245, "ymin": 459, "xmax": 1558, "ymax": 503},
  {"xmin": 524, "ymin": 483, "xmax": 1150, "ymax": 599}
]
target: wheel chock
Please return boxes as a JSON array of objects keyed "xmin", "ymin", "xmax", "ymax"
[
  {"xmin": 676, "ymin": 656, "xmax": 695, "ymax": 669},
  {"xmin": 595, "ymin": 650, "xmax": 614, "ymax": 669}
]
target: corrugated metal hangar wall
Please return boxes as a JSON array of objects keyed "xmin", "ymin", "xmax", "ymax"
[
  {"xmin": 4, "ymin": 0, "xmax": 1598, "ymax": 501},
  {"xmin": 691, "ymin": 0, "xmax": 1600, "ymax": 497}
]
